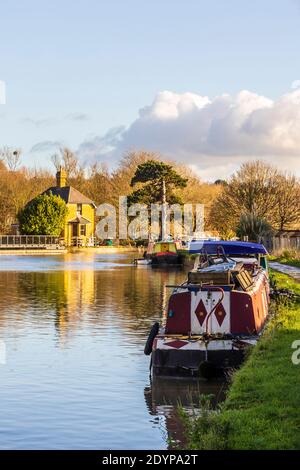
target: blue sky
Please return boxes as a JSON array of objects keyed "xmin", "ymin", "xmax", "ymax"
[{"xmin": 1, "ymin": 0, "xmax": 300, "ymax": 178}]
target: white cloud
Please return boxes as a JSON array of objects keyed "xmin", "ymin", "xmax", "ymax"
[
  {"xmin": 65, "ymin": 112, "xmax": 90, "ymax": 122},
  {"xmin": 78, "ymin": 126, "xmax": 125, "ymax": 160},
  {"xmin": 78, "ymin": 89, "xmax": 300, "ymax": 180},
  {"xmin": 30, "ymin": 140, "xmax": 62, "ymax": 153},
  {"xmin": 21, "ymin": 117, "xmax": 56, "ymax": 127},
  {"xmin": 291, "ymin": 80, "xmax": 300, "ymax": 90}
]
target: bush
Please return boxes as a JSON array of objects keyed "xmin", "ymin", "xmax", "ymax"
[
  {"xmin": 237, "ymin": 213, "xmax": 273, "ymax": 242},
  {"xmin": 18, "ymin": 193, "xmax": 68, "ymax": 236}
]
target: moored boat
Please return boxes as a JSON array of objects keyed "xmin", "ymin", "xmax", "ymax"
[
  {"xmin": 147, "ymin": 240, "xmax": 182, "ymax": 266},
  {"xmin": 144, "ymin": 241, "xmax": 270, "ymax": 378}
]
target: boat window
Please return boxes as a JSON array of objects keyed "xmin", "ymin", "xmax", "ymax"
[{"xmin": 259, "ymin": 256, "xmax": 267, "ymax": 270}]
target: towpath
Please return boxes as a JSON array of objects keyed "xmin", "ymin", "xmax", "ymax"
[{"xmin": 269, "ymin": 262, "xmax": 300, "ymax": 281}]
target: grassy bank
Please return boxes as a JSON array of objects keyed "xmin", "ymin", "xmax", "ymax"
[{"xmin": 183, "ymin": 270, "xmax": 300, "ymax": 450}]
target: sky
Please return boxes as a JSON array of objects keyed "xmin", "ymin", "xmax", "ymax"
[{"xmin": 1, "ymin": 0, "xmax": 300, "ymax": 180}]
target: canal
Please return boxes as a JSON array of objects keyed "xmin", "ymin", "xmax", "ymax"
[{"xmin": 0, "ymin": 253, "xmax": 225, "ymax": 449}]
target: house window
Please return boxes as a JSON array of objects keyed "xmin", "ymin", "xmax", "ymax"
[
  {"xmin": 77, "ymin": 204, "xmax": 82, "ymax": 215},
  {"xmin": 80, "ymin": 225, "xmax": 86, "ymax": 236}
]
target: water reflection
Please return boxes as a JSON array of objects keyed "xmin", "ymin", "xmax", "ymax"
[
  {"xmin": 144, "ymin": 378, "xmax": 227, "ymax": 448},
  {"xmin": 0, "ymin": 254, "xmax": 225, "ymax": 449},
  {"xmin": 0, "ymin": 256, "xmax": 184, "ymax": 342}
]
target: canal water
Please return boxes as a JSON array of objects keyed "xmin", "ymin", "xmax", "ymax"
[{"xmin": 0, "ymin": 253, "xmax": 225, "ymax": 450}]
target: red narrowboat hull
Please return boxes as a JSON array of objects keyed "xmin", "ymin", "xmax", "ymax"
[
  {"xmin": 151, "ymin": 252, "xmax": 180, "ymax": 266},
  {"xmin": 149, "ymin": 267, "xmax": 270, "ymax": 378}
]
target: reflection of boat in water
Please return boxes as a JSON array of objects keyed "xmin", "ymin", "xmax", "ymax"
[
  {"xmin": 145, "ymin": 241, "xmax": 270, "ymax": 378},
  {"xmin": 133, "ymin": 258, "xmax": 152, "ymax": 266},
  {"xmin": 144, "ymin": 377, "xmax": 226, "ymax": 448}
]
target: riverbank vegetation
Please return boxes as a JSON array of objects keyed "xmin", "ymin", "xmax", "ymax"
[
  {"xmin": 0, "ymin": 147, "xmax": 221, "ymax": 234},
  {"xmin": 209, "ymin": 161, "xmax": 300, "ymax": 239},
  {"xmin": 182, "ymin": 270, "xmax": 300, "ymax": 450},
  {"xmin": 18, "ymin": 193, "xmax": 68, "ymax": 235},
  {"xmin": 1, "ymin": 146, "xmax": 300, "ymax": 239}
]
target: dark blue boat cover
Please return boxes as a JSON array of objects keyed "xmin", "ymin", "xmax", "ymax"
[{"xmin": 188, "ymin": 240, "xmax": 268, "ymax": 255}]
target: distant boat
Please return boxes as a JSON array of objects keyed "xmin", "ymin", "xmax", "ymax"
[
  {"xmin": 147, "ymin": 240, "xmax": 182, "ymax": 266},
  {"xmin": 144, "ymin": 241, "xmax": 270, "ymax": 378}
]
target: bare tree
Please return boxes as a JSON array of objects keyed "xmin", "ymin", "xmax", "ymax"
[
  {"xmin": 50, "ymin": 152, "xmax": 61, "ymax": 171},
  {"xmin": 50, "ymin": 147, "xmax": 80, "ymax": 178},
  {"xmin": 274, "ymin": 173, "xmax": 300, "ymax": 230},
  {"xmin": 0, "ymin": 146, "xmax": 22, "ymax": 171},
  {"xmin": 209, "ymin": 161, "xmax": 279, "ymax": 235}
]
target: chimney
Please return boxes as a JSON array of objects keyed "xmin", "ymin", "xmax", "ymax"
[{"xmin": 56, "ymin": 166, "xmax": 67, "ymax": 188}]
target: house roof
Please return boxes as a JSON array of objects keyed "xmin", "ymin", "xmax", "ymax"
[
  {"xmin": 42, "ymin": 186, "xmax": 96, "ymax": 208},
  {"xmin": 68, "ymin": 215, "xmax": 91, "ymax": 225}
]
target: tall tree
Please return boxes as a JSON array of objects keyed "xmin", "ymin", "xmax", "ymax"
[
  {"xmin": 128, "ymin": 160, "xmax": 187, "ymax": 205},
  {"xmin": 209, "ymin": 161, "xmax": 279, "ymax": 235},
  {"xmin": 85, "ymin": 163, "xmax": 113, "ymax": 206},
  {"xmin": 51, "ymin": 147, "xmax": 81, "ymax": 179},
  {"xmin": 274, "ymin": 174, "xmax": 300, "ymax": 230},
  {"xmin": 110, "ymin": 151, "xmax": 159, "ymax": 205}
]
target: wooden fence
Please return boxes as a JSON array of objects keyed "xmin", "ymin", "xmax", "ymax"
[
  {"xmin": 0, "ymin": 235, "xmax": 63, "ymax": 249},
  {"xmin": 263, "ymin": 235, "xmax": 300, "ymax": 253}
]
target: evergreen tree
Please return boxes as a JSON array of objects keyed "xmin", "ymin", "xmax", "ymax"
[{"xmin": 18, "ymin": 193, "xmax": 68, "ymax": 236}]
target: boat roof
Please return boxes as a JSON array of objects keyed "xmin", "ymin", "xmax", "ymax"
[{"xmin": 188, "ymin": 240, "xmax": 268, "ymax": 255}]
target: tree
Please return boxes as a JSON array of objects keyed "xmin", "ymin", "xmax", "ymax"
[
  {"xmin": 110, "ymin": 151, "xmax": 159, "ymax": 205},
  {"xmin": 18, "ymin": 193, "xmax": 68, "ymax": 236},
  {"xmin": 51, "ymin": 147, "xmax": 80, "ymax": 179},
  {"xmin": 237, "ymin": 213, "xmax": 273, "ymax": 242},
  {"xmin": 0, "ymin": 162, "xmax": 54, "ymax": 233},
  {"xmin": 214, "ymin": 179, "xmax": 228, "ymax": 186},
  {"xmin": 209, "ymin": 161, "xmax": 300, "ymax": 235},
  {"xmin": 274, "ymin": 174, "xmax": 300, "ymax": 230},
  {"xmin": 128, "ymin": 160, "xmax": 188, "ymax": 205},
  {"xmin": 0, "ymin": 146, "xmax": 22, "ymax": 171},
  {"xmin": 209, "ymin": 161, "xmax": 279, "ymax": 235},
  {"xmin": 85, "ymin": 163, "xmax": 113, "ymax": 206}
]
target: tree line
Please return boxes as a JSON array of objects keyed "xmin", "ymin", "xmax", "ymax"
[{"xmin": 0, "ymin": 146, "xmax": 299, "ymax": 239}]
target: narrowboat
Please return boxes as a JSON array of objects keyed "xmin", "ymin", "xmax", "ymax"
[
  {"xmin": 144, "ymin": 241, "xmax": 270, "ymax": 378},
  {"xmin": 147, "ymin": 240, "xmax": 182, "ymax": 266}
]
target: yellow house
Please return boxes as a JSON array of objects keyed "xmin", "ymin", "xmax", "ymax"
[{"xmin": 43, "ymin": 168, "xmax": 96, "ymax": 246}]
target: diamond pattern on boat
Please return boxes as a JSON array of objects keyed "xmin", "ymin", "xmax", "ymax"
[
  {"xmin": 195, "ymin": 299, "xmax": 208, "ymax": 326},
  {"xmin": 165, "ymin": 340, "xmax": 188, "ymax": 349},
  {"xmin": 214, "ymin": 302, "xmax": 226, "ymax": 326}
]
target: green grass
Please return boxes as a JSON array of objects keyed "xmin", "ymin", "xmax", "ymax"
[{"xmin": 184, "ymin": 269, "xmax": 300, "ymax": 450}]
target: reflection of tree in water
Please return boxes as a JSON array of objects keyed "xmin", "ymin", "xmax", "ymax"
[{"xmin": 144, "ymin": 378, "xmax": 227, "ymax": 449}]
